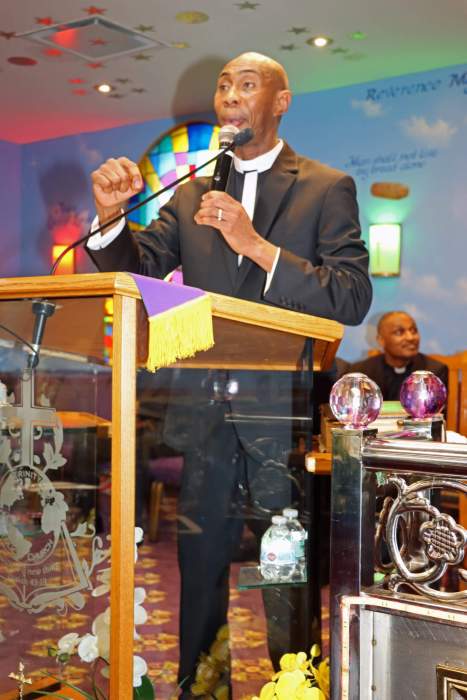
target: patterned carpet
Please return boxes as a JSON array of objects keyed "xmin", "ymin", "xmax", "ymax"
[
  {"xmin": 136, "ymin": 492, "xmax": 275, "ymax": 699},
  {"xmin": 0, "ymin": 489, "xmax": 329, "ymax": 699}
]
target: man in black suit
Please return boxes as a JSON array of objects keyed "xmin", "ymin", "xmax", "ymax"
[
  {"xmin": 87, "ymin": 52, "xmax": 371, "ymax": 696},
  {"xmin": 348, "ymin": 311, "xmax": 448, "ymax": 399}
]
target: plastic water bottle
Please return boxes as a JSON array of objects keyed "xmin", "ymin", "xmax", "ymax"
[
  {"xmin": 260, "ymin": 515, "xmax": 295, "ymax": 582},
  {"xmin": 282, "ymin": 508, "xmax": 307, "ymax": 579}
]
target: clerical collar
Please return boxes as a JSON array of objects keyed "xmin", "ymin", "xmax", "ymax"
[{"xmin": 232, "ymin": 139, "xmax": 284, "ymax": 174}]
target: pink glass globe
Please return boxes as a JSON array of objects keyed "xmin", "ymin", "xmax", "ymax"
[
  {"xmin": 399, "ymin": 370, "xmax": 447, "ymax": 419},
  {"xmin": 330, "ymin": 372, "xmax": 383, "ymax": 429}
]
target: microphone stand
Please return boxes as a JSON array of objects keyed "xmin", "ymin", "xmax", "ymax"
[
  {"xmin": 50, "ymin": 131, "xmax": 252, "ymax": 276},
  {"xmin": 39, "ymin": 128, "xmax": 253, "ymax": 369},
  {"xmin": 42, "ymin": 140, "xmax": 236, "ymax": 368}
]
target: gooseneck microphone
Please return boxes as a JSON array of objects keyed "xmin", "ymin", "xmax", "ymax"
[
  {"xmin": 50, "ymin": 127, "xmax": 254, "ymax": 275},
  {"xmin": 27, "ymin": 299, "xmax": 56, "ymax": 368}
]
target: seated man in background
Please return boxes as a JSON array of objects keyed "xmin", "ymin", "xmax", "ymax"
[{"xmin": 348, "ymin": 310, "xmax": 448, "ymax": 399}]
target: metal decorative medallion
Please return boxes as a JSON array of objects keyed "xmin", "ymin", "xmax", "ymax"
[
  {"xmin": 0, "ymin": 370, "xmax": 109, "ymax": 614},
  {"xmin": 376, "ymin": 474, "xmax": 467, "ymax": 602}
]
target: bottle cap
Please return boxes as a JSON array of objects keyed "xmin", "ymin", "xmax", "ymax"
[
  {"xmin": 283, "ymin": 508, "xmax": 298, "ymax": 519},
  {"xmin": 271, "ymin": 515, "xmax": 286, "ymax": 525}
]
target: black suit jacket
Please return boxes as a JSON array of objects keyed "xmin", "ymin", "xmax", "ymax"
[{"xmin": 88, "ymin": 142, "xmax": 371, "ymax": 326}]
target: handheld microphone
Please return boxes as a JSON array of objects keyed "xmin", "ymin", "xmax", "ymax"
[
  {"xmin": 210, "ymin": 126, "xmax": 254, "ymax": 191},
  {"xmin": 210, "ymin": 125, "xmax": 238, "ymax": 192},
  {"xmin": 49, "ymin": 127, "xmax": 254, "ymax": 274}
]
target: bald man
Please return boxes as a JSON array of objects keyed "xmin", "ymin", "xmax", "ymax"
[
  {"xmin": 349, "ymin": 311, "xmax": 448, "ymax": 400},
  {"xmin": 87, "ymin": 52, "xmax": 371, "ymax": 696}
]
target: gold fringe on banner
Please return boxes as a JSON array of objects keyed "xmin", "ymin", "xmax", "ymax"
[{"xmin": 146, "ymin": 294, "xmax": 214, "ymax": 371}]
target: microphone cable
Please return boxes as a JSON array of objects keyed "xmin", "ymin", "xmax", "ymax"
[
  {"xmin": 50, "ymin": 127, "xmax": 253, "ymax": 275},
  {"xmin": 0, "ymin": 323, "xmax": 36, "ymax": 356}
]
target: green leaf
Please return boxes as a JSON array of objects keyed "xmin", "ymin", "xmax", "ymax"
[{"xmin": 133, "ymin": 675, "xmax": 155, "ymax": 700}]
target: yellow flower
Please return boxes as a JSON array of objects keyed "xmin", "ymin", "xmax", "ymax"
[
  {"xmin": 254, "ymin": 681, "xmax": 277, "ymax": 700},
  {"xmin": 214, "ymin": 685, "xmax": 230, "ymax": 700},
  {"xmin": 276, "ymin": 669, "xmax": 308, "ymax": 700},
  {"xmin": 297, "ymin": 686, "xmax": 325, "ymax": 699},
  {"xmin": 310, "ymin": 644, "xmax": 321, "ymax": 659},
  {"xmin": 312, "ymin": 659, "xmax": 330, "ymax": 698},
  {"xmin": 210, "ymin": 638, "xmax": 230, "ymax": 664},
  {"xmin": 276, "ymin": 652, "xmax": 309, "ymax": 674},
  {"xmin": 191, "ymin": 659, "xmax": 221, "ymax": 693},
  {"xmin": 216, "ymin": 624, "xmax": 229, "ymax": 641}
]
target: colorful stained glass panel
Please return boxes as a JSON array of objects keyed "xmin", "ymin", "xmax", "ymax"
[{"xmin": 127, "ymin": 121, "xmax": 219, "ymax": 230}]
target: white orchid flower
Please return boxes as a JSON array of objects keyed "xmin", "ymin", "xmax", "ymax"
[
  {"xmin": 92, "ymin": 567, "xmax": 111, "ymax": 597},
  {"xmin": 133, "ymin": 655, "xmax": 147, "ymax": 687},
  {"xmin": 134, "ymin": 527, "xmax": 144, "ymax": 562},
  {"xmin": 57, "ymin": 632, "xmax": 80, "ymax": 654},
  {"xmin": 134, "ymin": 587, "xmax": 148, "ymax": 626},
  {"xmin": 92, "ymin": 608, "xmax": 111, "ymax": 660},
  {"xmin": 78, "ymin": 634, "xmax": 99, "ymax": 663}
]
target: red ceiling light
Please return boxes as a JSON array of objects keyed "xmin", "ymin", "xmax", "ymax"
[{"xmin": 43, "ymin": 48, "xmax": 63, "ymax": 57}]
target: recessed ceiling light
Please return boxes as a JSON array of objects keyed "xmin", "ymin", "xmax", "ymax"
[
  {"xmin": 350, "ymin": 30, "xmax": 367, "ymax": 40},
  {"xmin": 306, "ymin": 36, "xmax": 333, "ymax": 48},
  {"xmin": 95, "ymin": 82, "xmax": 114, "ymax": 94}
]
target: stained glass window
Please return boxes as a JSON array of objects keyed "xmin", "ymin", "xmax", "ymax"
[{"xmin": 127, "ymin": 121, "xmax": 219, "ymax": 231}]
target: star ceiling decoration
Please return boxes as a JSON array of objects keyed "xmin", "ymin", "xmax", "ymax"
[
  {"xmin": 0, "ymin": 31, "xmax": 16, "ymax": 40},
  {"xmin": 43, "ymin": 48, "xmax": 63, "ymax": 57},
  {"xmin": 133, "ymin": 53, "xmax": 152, "ymax": 61},
  {"xmin": 8, "ymin": 56, "xmax": 37, "ymax": 66},
  {"xmin": 235, "ymin": 1, "xmax": 260, "ymax": 8},
  {"xmin": 109, "ymin": 93, "xmax": 124, "ymax": 99},
  {"xmin": 331, "ymin": 47, "xmax": 349, "ymax": 54},
  {"xmin": 288, "ymin": 27, "xmax": 308, "ymax": 34},
  {"xmin": 35, "ymin": 17, "xmax": 57, "ymax": 26},
  {"xmin": 132, "ymin": 87, "xmax": 146, "ymax": 93},
  {"xmin": 69, "ymin": 78, "xmax": 86, "ymax": 84},
  {"xmin": 172, "ymin": 41, "xmax": 190, "ymax": 49},
  {"xmin": 72, "ymin": 89, "xmax": 87, "ymax": 95},
  {"xmin": 176, "ymin": 11, "xmax": 209, "ymax": 23},
  {"xmin": 280, "ymin": 44, "xmax": 297, "ymax": 51},
  {"xmin": 135, "ymin": 25, "xmax": 155, "ymax": 33},
  {"xmin": 87, "ymin": 62, "xmax": 104, "ymax": 68},
  {"xmin": 83, "ymin": 6, "xmax": 106, "ymax": 15},
  {"xmin": 116, "ymin": 78, "xmax": 131, "ymax": 84},
  {"xmin": 90, "ymin": 38, "xmax": 108, "ymax": 45}
]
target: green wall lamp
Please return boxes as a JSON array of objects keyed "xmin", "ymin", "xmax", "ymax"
[{"xmin": 369, "ymin": 223, "xmax": 402, "ymax": 276}]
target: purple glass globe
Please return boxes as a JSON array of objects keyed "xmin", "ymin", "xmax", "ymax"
[
  {"xmin": 330, "ymin": 372, "xmax": 383, "ymax": 429},
  {"xmin": 399, "ymin": 370, "xmax": 447, "ymax": 419}
]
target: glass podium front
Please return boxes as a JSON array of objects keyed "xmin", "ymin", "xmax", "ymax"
[
  {"xmin": 0, "ymin": 295, "xmax": 112, "ymax": 697},
  {"xmin": 0, "ymin": 273, "xmax": 342, "ymax": 699}
]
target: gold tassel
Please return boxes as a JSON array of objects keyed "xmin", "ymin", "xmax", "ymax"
[{"xmin": 146, "ymin": 295, "xmax": 214, "ymax": 371}]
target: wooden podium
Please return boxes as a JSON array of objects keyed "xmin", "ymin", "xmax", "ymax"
[{"xmin": 0, "ymin": 273, "xmax": 343, "ymax": 699}]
